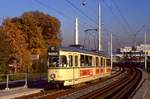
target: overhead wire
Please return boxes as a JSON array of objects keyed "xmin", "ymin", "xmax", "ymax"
[
  {"xmin": 65, "ymin": 0, "xmax": 97, "ymax": 26},
  {"xmin": 33, "ymin": 0, "xmax": 98, "ymax": 47},
  {"xmin": 102, "ymin": 0, "xmax": 128, "ymax": 33},
  {"xmin": 34, "ymin": 0, "xmax": 93, "ymax": 30},
  {"xmin": 34, "ymin": 0, "xmax": 69, "ymax": 18},
  {"xmin": 34, "ymin": 0, "xmax": 120, "ymax": 49},
  {"xmin": 111, "ymin": 0, "xmax": 134, "ymax": 34}
]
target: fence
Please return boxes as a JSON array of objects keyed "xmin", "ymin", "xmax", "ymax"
[{"xmin": 0, "ymin": 73, "xmax": 47, "ymax": 90}]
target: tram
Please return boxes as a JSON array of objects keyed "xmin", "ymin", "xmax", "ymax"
[{"xmin": 47, "ymin": 45, "xmax": 111, "ymax": 86}]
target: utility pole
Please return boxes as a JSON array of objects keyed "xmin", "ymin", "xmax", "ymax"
[
  {"xmin": 144, "ymin": 31, "xmax": 147, "ymax": 70},
  {"xmin": 110, "ymin": 33, "xmax": 113, "ymax": 69},
  {"xmin": 108, "ymin": 41, "xmax": 110, "ymax": 56},
  {"xmin": 98, "ymin": 2, "xmax": 101, "ymax": 51}
]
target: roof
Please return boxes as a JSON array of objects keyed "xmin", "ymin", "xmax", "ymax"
[{"xmin": 60, "ymin": 46, "xmax": 108, "ymax": 57}]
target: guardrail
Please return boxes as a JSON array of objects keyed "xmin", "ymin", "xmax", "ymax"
[{"xmin": 0, "ymin": 73, "xmax": 47, "ymax": 90}]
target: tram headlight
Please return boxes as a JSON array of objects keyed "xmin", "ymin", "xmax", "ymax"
[{"xmin": 50, "ymin": 73, "xmax": 56, "ymax": 80}]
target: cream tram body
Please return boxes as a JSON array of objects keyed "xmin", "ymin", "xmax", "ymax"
[{"xmin": 48, "ymin": 47, "xmax": 111, "ymax": 86}]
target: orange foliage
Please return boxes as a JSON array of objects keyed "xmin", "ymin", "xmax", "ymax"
[{"xmin": 0, "ymin": 11, "xmax": 61, "ymax": 72}]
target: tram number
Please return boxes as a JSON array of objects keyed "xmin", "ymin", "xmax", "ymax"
[{"xmin": 80, "ymin": 69, "xmax": 93, "ymax": 76}]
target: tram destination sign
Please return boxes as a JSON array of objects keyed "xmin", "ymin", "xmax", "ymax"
[
  {"xmin": 48, "ymin": 46, "xmax": 59, "ymax": 56},
  {"xmin": 48, "ymin": 52, "xmax": 59, "ymax": 56}
]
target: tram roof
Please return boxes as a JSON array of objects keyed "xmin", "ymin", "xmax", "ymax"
[{"xmin": 60, "ymin": 46, "xmax": 108, "ymax": 57}]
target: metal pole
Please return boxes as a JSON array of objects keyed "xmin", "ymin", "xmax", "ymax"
[
  {"xmin": 98, "ymin": 2, "xmax": 101, "ymax": 51},
  {"xmin": 143, "ymin": 31, "xmax": 148, "ymax": 99},
  {"xmin": 24, "ymin": 73, "xmax": 28, "ymax": 88},
  {"xmin": 110, "ymin": 33, "xmax": 113, "ymax": 70},
  {"xmin": 108, "ymin": 41, "xmax": 110, "ymax": 56},
  {"xmin": 5, "ymin": 74, "xmax": 9, "ymax": 90},
  {"xmin": 144, "ymin": 31, "xmax": 147, "ymax": 70}
]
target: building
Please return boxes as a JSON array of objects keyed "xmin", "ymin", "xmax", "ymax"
[{"xmin": 113, "ymin": 44, "xmax": 150, "ymax": 62}]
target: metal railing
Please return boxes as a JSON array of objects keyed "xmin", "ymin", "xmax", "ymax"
[{"xmin": 0, "ymin": 73, "xmax": 47, "ymax": 90}]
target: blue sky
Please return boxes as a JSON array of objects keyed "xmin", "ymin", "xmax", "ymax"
[{"xmin": 0, "ymin": 0, "xmax": 150, "ymax": 51}]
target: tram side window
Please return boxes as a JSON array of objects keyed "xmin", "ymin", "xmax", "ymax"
[
  {"xmin": 106, "ymin": 59, "xmax": 111, "ymax": 67},
  {"xmin": 80, "ymin": 55, "xmax": 92, "ymax": 67},
  {"xmin": 85, "ymin": 56, "xmax": 89, "ymax": 66},
  {"xmin": 69, "ymin": 55, "xmax": 73, "ymax": 67},
  {"xmin": 60, "ymin": 55, "xmax": 67, "ymax": 67},
  {"xmin": 89, "ymin": 56, "xmax": 92, "ymax": 66},
  {"xmin": 80, "ymin": 55, "xmax": 84, "ymax": 66},
  {"xmin": 101, "ymin": 58, "xmax": 103, "ymax": 67},
  {"xmin": 75, "ymin": 56, "xmax": 78, "ymax": 66},
  {"xmin": 49, "ymin": 56, "xmax": 59, "ymax": 67},
  {"xmin": 96, "ymin": 57, "xmax": 99, "ymax": 66}
]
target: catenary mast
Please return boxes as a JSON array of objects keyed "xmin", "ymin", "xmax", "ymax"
[{"xmin": 98, "ymin": 2, "xmax": 101, "ymax": 51}]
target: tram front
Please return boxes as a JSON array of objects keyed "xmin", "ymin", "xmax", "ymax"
[{"xmin": 47, "ymin": 46, "xmax": 60, "ymax": 81}]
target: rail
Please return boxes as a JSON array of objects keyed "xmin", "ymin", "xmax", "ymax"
[{"xmin": 78, "ymin": 67, "xmax": 142, "ymax": 99}]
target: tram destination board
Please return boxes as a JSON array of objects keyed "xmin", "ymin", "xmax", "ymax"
[{"xmin": 48, "ymin": 46, "xmax": 59, "ymax": 56}]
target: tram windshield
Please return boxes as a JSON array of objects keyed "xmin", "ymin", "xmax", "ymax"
[
  {"xmin": 48, "ymin": 55, "xmax": 67, "ymax": 67},
  {"xmin": 48, "ymin": 46, "xmax": 59, "ymax": 67},
  {"xmin": 48, "ymin": 56, "xmax": 59, "ymax": 67},
  {"xmin": 48, "ymin": 46, "xmax": 68, "ymax": 67},
  {"xmin": 60, "ymin": 55, "xmax": 67, "ymax": 67}
]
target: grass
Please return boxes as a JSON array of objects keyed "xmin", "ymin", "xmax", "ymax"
[{"xmin": 144, "ymin": 71, "xmax": 150, "ymax": 80}]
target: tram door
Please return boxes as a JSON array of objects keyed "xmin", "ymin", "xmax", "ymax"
[
  {"xmin": 73, "ymin": 54, "xmax": 79, "ymax": 84},
  {"xmin": 68, "ymin": 53, "xmax": 79, "ymax": 84}
]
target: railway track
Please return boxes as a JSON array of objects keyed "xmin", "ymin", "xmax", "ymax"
[{"xmin": 78, "ymin": 67, "xmax": 142, "ymax": 99}]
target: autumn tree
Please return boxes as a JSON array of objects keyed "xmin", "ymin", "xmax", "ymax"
[
  {"xmin": 1, "ymin": 18, "xmax": 32, "ymax": 73},
  {"xmin": 0, "ymin": 28, "xmax": 13, "ymax": 73},
  {"xmin": 0, "ymin": 11, "xmax": 61, "ymax": 73},
  {"xmin": 21, "ymin": 11, "xmax": 61, "ymax": 49}
]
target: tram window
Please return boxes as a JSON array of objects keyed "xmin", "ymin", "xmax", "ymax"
[
  {"xmin": 85, "ymin": 56, "xmax": 89, "ymax": 66},
  {"xmin": 89, "ymin": 56, "xmax": 92, "ymax": 66},
  {"xmin": 75, "ymin": 56, "xmax": 78, "ymax": 66},
  {"xmin": 96, "ymin": 57, "xmax": 99, "ymax": 66},
  {"xmin": 80, "ymin": 55, "xmax": 92, "ymax": 67},
  {"xmin": 80, "ymin": 55, "xmax": 84, "ymax": 66},
  {"xmin": 60, "ymin": 55, "xmax": 67, "ymax": 67},
  {"xmin": 49, "ymin": 56, "xmax": 59, "ymax": 67},
  {"xmin": 106, "ymin": 59, "xmax": 111, "ymax": 67},
  {"xmin": 101, "ymin": 58, "xmax": 103, "ymax": 67},
  {"xmin": 69, "ymin": 55, "xmax": 73, "ymax": 67}
]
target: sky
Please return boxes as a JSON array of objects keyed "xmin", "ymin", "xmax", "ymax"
[{"xmin": 0, "ymin": 0, "xmax": 150, "ymax": 52}]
